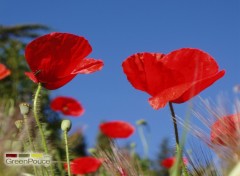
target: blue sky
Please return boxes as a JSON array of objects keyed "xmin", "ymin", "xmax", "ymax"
[{"xmin": 1, "ymin": 1, "xmax": 240, "ymax": 160}]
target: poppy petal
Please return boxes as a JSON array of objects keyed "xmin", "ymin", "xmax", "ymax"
[
  {"xmin": 162, "ymin": 48, "xmax": 225, "ymax": 104},
  {"xmin": 161, "ymin": 157, "xmax": 175, "ymax": 169},
  {"xmin": 25, "ymin": 72, "xmax": 39, "ymax": 83},
  {"xmin": 122, "ymin": 53, "xmax": 149, "ymax": 92},
  {"xmin": 123, "ymin": 52, "xmax": 172, "ymax": 95},
  {"xmin": 162, "ymin": 48, "xmax": 221, "ymax": 81},
  {"xmin": 25, "ymin": 32, "xmax": 92, "ymax": 83},
  {"xmin": 50, "ymin": 96, "xmax": 84, "ymax": 116},
  {"xmin": 122, "ymin": 48, "xmax": 225, "ymax": 109},
  {"xmin": 100, "ymin": 121, "xmax": 135, "ymax": 138},
  {"xmin": 148, "ymin": 83, "xmax": 193, "ymax": 109},
  {"xmin": 72, "ymin": 58, "xmax": 104, "ymax": 74},
  {"xmin": 210, "ymin": 114, "xmax": 240, "ymax": 146},
  {"xmin": 0, "ymin": 63, "xmax": 11, "ymax": 80},
  {"xmin": 161, "ymin": 157, "xmax": 188, "ymax": 169},
  {"xmin": 64, "ymin": 157, "xmax": 102, "ymax": 174},
  {"xmin": 173, "ymin": 70, "xmax": 225, "ymax": 103},
  {"xmin": 43, "ymin": 74, "xmax": 77, "ymax": 90}
]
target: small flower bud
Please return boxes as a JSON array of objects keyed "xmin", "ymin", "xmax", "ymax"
[
  {"xmin": 61, "ymin": 119, "xmax": 72, "ymax": 132},
  {"xmin": 130, "ymin": 142, "xmax": 136, "ymax": 149},
  {"xmin": 136, "ymin": 119, "xmax": 147, "ymax": 126},
  {"xmin": 233, "ymin": 85, "xmax": 240, "ymax": 93},
  {"xmin": 19, "ymin": 103, "xmax": 31, "ymax": 115},
  {"xmin": 15, "ymin": 120, "xmax": 23, "ymax": 129}
]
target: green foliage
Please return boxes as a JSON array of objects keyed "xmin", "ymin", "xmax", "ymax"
[
  {"xmin": 0, "ymin": 24, "xmax": 63, "ymax": 175},
  {"xmin": 96, "ymin": 131, "xmax": 113, "ymax": 152},
  {"xmin": 0, "ymin": 24, "xmax": 50, "ymax": 103},
  {"xmin": 0, "ymin": 24, "xmax": 50, "ymax": 42},
  {"xmin": 68, "ymin": 130, "xmax": 87, "ymax": 157}
]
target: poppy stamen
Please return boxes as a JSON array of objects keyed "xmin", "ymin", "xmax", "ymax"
[{"xmin": 34, "ymin": 70, "xmax": 41, "ymax": 76}]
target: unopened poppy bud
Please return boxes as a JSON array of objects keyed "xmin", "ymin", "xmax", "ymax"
[
  {"xmin": 233, "ymin": 85, "xmax": 240, "ymax": 93},
  {"xmin": 61, "ymin": 119, "xmax": 72, "ymax": 132},
  {"xmin": 15, "ymin": 120, "xmax": 23, "ymax": 129},
  {"xmin": 130, "ymin": 142, "xmax": 136, "ymax": 149},
  {"xmin": 19, "ymin": 103, "xmax": 30, "ymax": 115},
  {"xmin": 136, "ymin": 119, "xmax": 147, "ymax": 126}
]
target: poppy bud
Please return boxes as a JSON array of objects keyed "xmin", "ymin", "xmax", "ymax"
[
  {"xmin": 136, "ymin": 119, "xmax": 147, "ymax": 126},
  {"xmin": 19, "ymin": 103, "xmax": 31, "ymax": 115},
  {"xmin": 15, "ymin": 120, "xmax": 23, "ymax": 129},
  {"xmin": 61, "ymin": 119, "xmax": 72, "ymax": 132},
  {"xmin": 233, "ymin": 85, "xmax": 240, "ymax": 93},
  {"xmin": 130, "ymin": 142, "xmax": 136, "ymax": 149}
]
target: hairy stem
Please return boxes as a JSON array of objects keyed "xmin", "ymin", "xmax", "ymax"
[
  {"xmin": 33, "ymin": 83, "xmax": 48, "ymax": 153},
  {"xmin": 23, "ymin": 115, "xmax": 35, "ymax": 151},
  {"xmin": 33, "ymin": 83, "xmax": 55, "ymax": 176},
  {"xmin": 23, "ymin": 114, "xmax": 37, "ymax": 175},
  {"xmin": 64, "ymin": 130, "xmax": 71, "ymax": 176},
  {"xmin": 55, "ymin": 149, "xmax": 65, "ymax": 176}
]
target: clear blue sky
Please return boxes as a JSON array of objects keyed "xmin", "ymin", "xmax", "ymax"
[{"xmin": 2, "ymin": 1, "xmax": 240, "ymax": 159}]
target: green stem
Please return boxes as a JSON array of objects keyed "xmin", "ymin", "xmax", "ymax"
[
  {"xmin": 168, "ymin": 103, "xmax": 189, "ymax": 176},
  {"xmin": 176, "ymin": 144, "xmax": 189, "ymax": 176},
  {"xmin": 33, "ymin": 83, "xmax": 48, "ymax": 153},
  {"xmin": 168, "ymin": 102, "xmax": 179, "ymax": 145},
  {"xmin": 23, "ymin": 114, "xmax": 38, "ymax": 176},
  {"xmin": 137, "ymin": 126, "xmax": 148, "ymax": 158},
  {"xmin": 64, "ymin": 130, "xmax": 71, "ymax": 176},
  {"xmin": 23, "ymin": 115, "xmax": 36, "ymax": 151},
  {"xmin": 55, "ymin": 150, "xmax": 65, "ymax": 176},
  {"xmin": 33, "ymin": 83, "xmax": 55, "ymax": 176}
]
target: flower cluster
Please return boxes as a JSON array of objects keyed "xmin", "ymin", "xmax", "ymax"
[{"xmin": 1, "ymin": 31, "xmax": 229, "ymax": 175}]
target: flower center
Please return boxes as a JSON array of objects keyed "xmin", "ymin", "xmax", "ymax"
[
  {"xmin": 63, "ymin": 106, "xmax": 68, "ymax": 112},
  {"xmin": 34, "ymin": 70, "xmax": 41, "ymax": 76}
]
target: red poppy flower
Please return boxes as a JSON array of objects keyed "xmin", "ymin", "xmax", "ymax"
[
  {"xmin": 122, "ymin": 48, "xmax": 225, "ymax": 109},
  {"xmin": 0, "ymin": 63, "xmax": 11, "ymax": 80},
  {"xmin": 25, "ymin": 32, "xmax": 103, "ymax": 90},
  {"xmin": 50, "ymin": 96, "xmax": 84, "ymax": 116},
  {"xmin": 161, "ymin": 157, "xmax": 188, "ymax": 169},
  {"xmin": 100, "ymin": 121, "xmax": 135, "ymax": 138},
  {"xmin": 64, "ymin": 157, "xmax": 102, "ymax": 174},
  {"xmin": 211, "ymin": 114, "xmax": 240, "ymax": 146}
]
